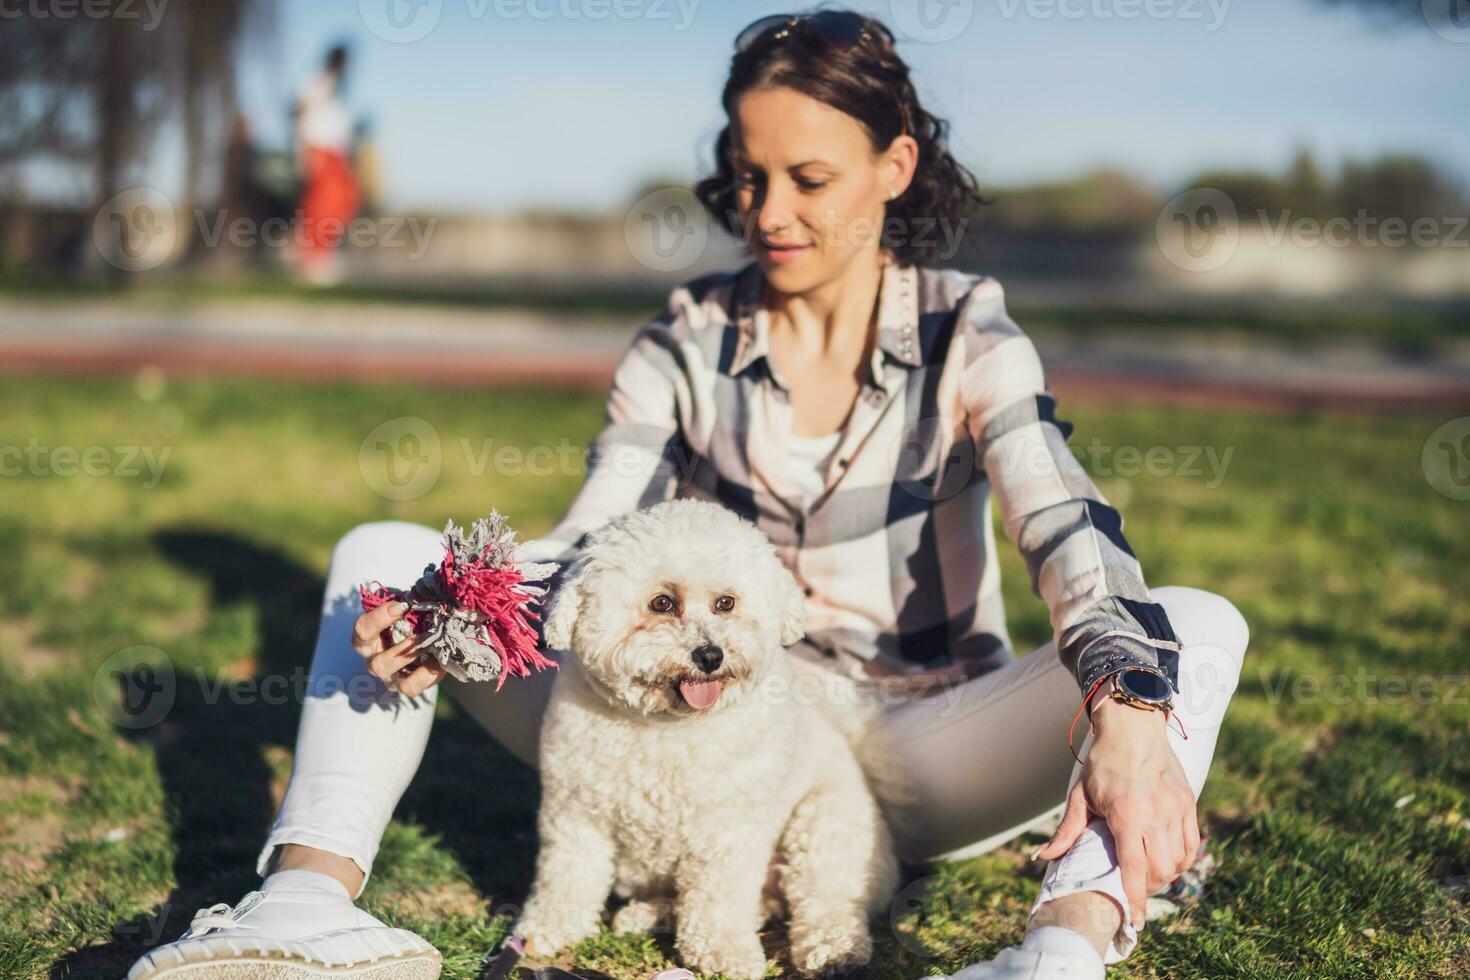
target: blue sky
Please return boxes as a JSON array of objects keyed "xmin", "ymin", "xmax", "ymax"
[{"xmin": 224, "ymin": 0, "xmax": 1468, "ymax": 213}]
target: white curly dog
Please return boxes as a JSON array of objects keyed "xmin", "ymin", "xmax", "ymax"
[{"xmin": 513, "ymin": 499, "xmax": 901, "ymax": 978}]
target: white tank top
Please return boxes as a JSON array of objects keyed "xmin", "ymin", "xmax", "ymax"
[{"xmin": 787, "ymin": 429, "xmax": 842, "ymax": 509}]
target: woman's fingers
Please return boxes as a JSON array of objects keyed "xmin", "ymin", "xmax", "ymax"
[
  {"xmin": 395, "ymin": 660, "xmax": 446, "ymax": 698},
  {"xmin": 1147, "ymin": 826, "xmax": 1180, "ymax": 895},
  {"xmin": 352, "ymin": 600, "xmax": 410, "ymax": 656},
  {"xmin": 367, "ymin": 633, "xmax": 423, "ymax": 680},
  {"xmin": 1183, "ymin": 807, "xmax": 1203, "ymax": 864},
  {"xmin": 1114, "ymin": 831, "xmax": 1149, "ymax": 930},
  {"xmin": 1177, "ymin": 816, "xmax": 1198, "ymax": 879}
]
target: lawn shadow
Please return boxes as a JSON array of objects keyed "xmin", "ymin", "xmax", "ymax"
[{"xmin": 51, "ymin": 526, "xmax": 537, "ymax": 979}]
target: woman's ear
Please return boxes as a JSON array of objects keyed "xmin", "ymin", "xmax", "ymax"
[
  {"xmin": 542, "ymin": 573, "xmax": 583, "ymax": 652},
  {"xmin": 779, "ymin": 566, "xmax": 807, "ymax": 647}
]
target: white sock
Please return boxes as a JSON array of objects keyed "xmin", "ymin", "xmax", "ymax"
[
  {"xmin": 1020, "ymin": 924, "xmax": 1105, "ymax": 965},
  {"xmin": 260, "ymin": 868, "xmax": 351, "ymax": 901}
]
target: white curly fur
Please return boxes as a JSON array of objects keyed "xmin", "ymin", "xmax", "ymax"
[{"xmin": 514, "ymin": 500, "xmax": 901, "ymax": 978}]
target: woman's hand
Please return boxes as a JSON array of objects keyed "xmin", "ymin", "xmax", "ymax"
[
  {"xmin": 351, "ymin": 601, "xmax": 446, "ymax": 698},
  {"xmin": 1032, "ymin": 699, "xmax": 1200, "ymax": 932}
]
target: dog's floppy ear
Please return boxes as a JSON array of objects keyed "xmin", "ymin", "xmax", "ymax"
[
  {"xmin": 778, "ymin": 564, "xmax": 807, "ymax": 647},
  {"xmin": 542, "ymin": 568, "xmax": 583, "ymax": 652}
]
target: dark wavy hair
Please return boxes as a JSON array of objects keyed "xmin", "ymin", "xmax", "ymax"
[{"xmin": 693, "ymin": 8, "xmax": 989, "ymax": 267}]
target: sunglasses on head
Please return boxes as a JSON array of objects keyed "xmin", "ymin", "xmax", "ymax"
[{"xmin": 733, "ymin": 11, "xmax": 871, "ymax": 53}]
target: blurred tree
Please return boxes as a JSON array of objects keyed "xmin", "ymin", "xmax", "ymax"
[
  {"xmin": 1178, "ymin": 150, "xmax": 1466, "ymax": 231},
  {"xmin": 1174, "ymin": 168, "xmax": 1297, "ymax": 222},
  {"xmin": 1337, "ymin": 154, "xmax": 1467, "ymax": 224},
  {"xmin": 0, "ymin": 0, "xmax": 271, "ymax": 277},
  {"xmin": 176, "ymin": 0, "xmax": 273, "ymax": 259},
  {"xmin": 988, "ymin": 168, "xmax": 1162, "ymax": 232},
  {"xmin": 1285, "ymin": 146, "xmax": 1333, "ymax": 221}
]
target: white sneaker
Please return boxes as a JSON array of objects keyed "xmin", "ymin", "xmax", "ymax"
[
  {"xmin": 921, "ymin": 943, "xmax": 1106, "ymax": 980},
  {"xmin": 127, "ymin": 886, "xmax": 441, "ymax": 979}
]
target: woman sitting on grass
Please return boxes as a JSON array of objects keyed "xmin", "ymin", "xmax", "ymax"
[{"xmin": 129, "ymin": 9, "xmax": 1248, "ymax": 980}]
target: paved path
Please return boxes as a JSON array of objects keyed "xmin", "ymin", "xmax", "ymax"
[{"xmin": 3, "ymin": 297, "xmax": 1468, "ymax": 414}]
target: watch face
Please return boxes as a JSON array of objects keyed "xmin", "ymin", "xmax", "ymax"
[{"xmin": 1122, "ymin": 669, "xmax": 1171, "ymax": 702}]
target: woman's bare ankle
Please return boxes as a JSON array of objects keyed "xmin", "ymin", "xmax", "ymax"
[
  {"xmin": 264, "ymin": 844, "xmax": 365, "ymax": 898},
  {"xmin": 1026, "ymin": 890, "xmax": 1121, "ymax": 960}
]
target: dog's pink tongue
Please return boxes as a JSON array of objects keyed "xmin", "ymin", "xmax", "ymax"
[{"xmin": 678, "ymin": 678, "xmax": 721, "ymax": 710}]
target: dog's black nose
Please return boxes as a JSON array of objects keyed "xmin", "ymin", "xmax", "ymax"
[{"xmin": 691, "ymin": 644, "xmax": 723, "ymax": 673}]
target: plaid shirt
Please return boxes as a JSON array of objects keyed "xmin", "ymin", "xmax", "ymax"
[{"xmin": 523, "ymin": 258, "xmax": 1181, "ymax": 700}]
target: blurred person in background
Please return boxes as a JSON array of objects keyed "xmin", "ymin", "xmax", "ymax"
[{"xmin": 291, "ymin": 43, "xmax": 358, "ymax": 287}]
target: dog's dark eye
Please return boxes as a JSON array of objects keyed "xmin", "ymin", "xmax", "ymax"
[
  {"xmin": 649, "ymin": 594, "xmax": 676, "ymax": 614},
  {"xmin": 713, "ymin": 595, "xmax": 736, "ymax": 613}
]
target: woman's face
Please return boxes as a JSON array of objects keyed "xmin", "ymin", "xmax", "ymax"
[{"xmin": 729, "ymin": 85, "xmax": 915, "ymax": 295}]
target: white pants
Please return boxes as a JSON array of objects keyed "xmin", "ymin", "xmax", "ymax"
[{"xmin": 259, "ymin": 520, "xmax": 1249, "ymax": 966}]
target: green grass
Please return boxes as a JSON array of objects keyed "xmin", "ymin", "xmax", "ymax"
[{"xmin": 0, "ymin": 372, "xmax": 1466, "ymax": 979}]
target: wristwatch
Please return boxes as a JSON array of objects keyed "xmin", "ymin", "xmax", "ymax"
[{"xmin": 1090, "ymin": 667, "xmax": 1175, "ymax": 715}]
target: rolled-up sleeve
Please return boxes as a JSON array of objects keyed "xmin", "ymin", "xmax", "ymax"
[
  {"xmin": 517, "ymin": 299, "xmax": 690, "ymax": 570},
  {"xmin": 958, "ymin": 278, "xmax": 1182, "ymax": 699}
]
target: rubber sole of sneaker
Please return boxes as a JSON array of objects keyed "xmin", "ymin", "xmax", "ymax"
[{"xmin": 129, "ymin": 947, "xmax": 441, "ymax": 980}]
